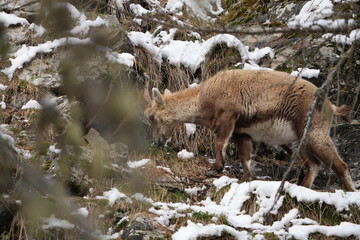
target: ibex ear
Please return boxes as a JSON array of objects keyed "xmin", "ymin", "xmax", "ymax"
[
  {"xmin": 164, "ymin": 89, "xmax": 171, "ymax": 95},
  {"xmin": 152, "ymin": 88, "xmax": 163, "ymax": 106}
]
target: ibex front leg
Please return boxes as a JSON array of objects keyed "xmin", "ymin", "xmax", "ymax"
[
  {"xmin": 232, "ymin": 134, "xmax": 253, "ymax": 181},
  {"xmin": 206, "ymin": 111, "xmax": 237, "ymax": 176}
]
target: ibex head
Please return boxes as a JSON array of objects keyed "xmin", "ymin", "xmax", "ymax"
[{"xmin": 144, "ymin": 87, "xmax": 175, "ymax": 146}]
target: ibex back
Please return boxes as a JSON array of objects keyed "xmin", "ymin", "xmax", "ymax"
[{"xmin": 144, "ymin": 69, "xmax": 356, "ymax": 191}]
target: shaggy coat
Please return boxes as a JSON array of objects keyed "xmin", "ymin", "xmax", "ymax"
[{"xmin": 144, "ymin": 69, "xmax": 355, "ymax": 191}]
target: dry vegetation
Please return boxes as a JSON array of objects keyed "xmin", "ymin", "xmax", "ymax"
[{"xmin": 0, "ymin": 0, "xmax": 359, "ymax": 239}]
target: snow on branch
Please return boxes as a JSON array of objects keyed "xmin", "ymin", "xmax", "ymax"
[
  {"xmin": 288, "ymin": 0, "xmax": 356, "ymax": 30},
  {"xmin": 0, "ymin": 11, "xmax": 29, "ymax": 27}
]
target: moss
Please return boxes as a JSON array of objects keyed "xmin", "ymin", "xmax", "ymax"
[
  {"xmin": 222, "ymin": 0, "xmax": 270, "ymax": 25},
  {"xmin": 279, "ymin": 194, "xmax": 360, "ymax": 226},
  {"xmin": 275, "ymin": 64, "xmax": 293, "ymax": 73},
  {"xmin": 141, "ymin": 145, "xmax": 179, "ymax": 161},
  {"xmin": 10, "ymin": 127, "xmax": 21, "ymax": 134},
  {"xmin": 112, "ymin": 219, "xmax": 129, "ymax": 232},
  {"xmin": 169, "ymin": 190, "xmax": 187, "ymax": 202},
  {"xmin": 308, "ymin": 233, "xmax": 358, "ymax": 240},
  {"xmin": 262, "ymin": 232, "xmax": 280, "ymax": 240},
  {"xmin": 192, "ymin": 211, "xmax": 214, "ymax": 221}
]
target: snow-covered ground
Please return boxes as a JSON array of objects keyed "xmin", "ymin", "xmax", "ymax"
[
  {"xmin": 92, "ymin": 175, "xmax": 360, "ymax": 240},
  {"xmin": 1, "ymin": 0, "xmax": 359, "ymax": 239}
]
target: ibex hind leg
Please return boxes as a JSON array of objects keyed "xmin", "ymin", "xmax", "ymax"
[
  {"xmin": 232, "ymin": 134, "xmax": 253, "ymax": 181},
  {"xmin": 299, "ymin": 157, "xmax": 321, "ymax": 189},
  {"xmin": 307, "ymin": 135, "xmax": 356, "ymax": 192},
  {"xmin": 207, "ymin": 111, "xmax": 237, "ymax": 176}
]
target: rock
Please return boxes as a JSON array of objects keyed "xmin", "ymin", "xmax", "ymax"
[
  {"xmin": 0, "ymin": 0, "xmax": 40, "ymax": 20},
  {"xmin": 84, "ymin": 128, "xmax": 110, "ymax": 149},
  {"xmin": 334, "ymin": 124, "xmax": 360, "ymax": 189},
  {"xmin": 121, "ymin": 213, "xmax": 165, "ymax": 240},
  {"xmin": 0, "ymin": 198, "xmax": 19, "ymax": 235},
  {"xmin": 109, "ymin": 142, "xmax": 129, "ymax": 164}
]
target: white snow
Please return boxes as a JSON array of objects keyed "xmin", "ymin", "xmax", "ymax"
[
  {"xmin": 74, "ymin": 207, "xmax": 89, "ymax": 217},
  {"xmin": 289, "ymin": 222, "xmax": 360, "ymax": 240},
  {"xmin": 157, "ymin": 166, "xmax": 174, "ymax": 175},
  {"xmin": 49, "ymin": 145, "xmax": 62, "ymax": 154},
  {"xmin": 185, "ymin": 186, "xmax": 206, "ymax": 195},
  {"xmin": 102, "ymin": 50, "xmax": 135, "ymax": 67},
  {"xmin": 128, "ymin": 31, "xmax": 273, "ymax": 73},
  {"xmin": 129, "ymin": 4, "xmax": 152, "ymax": 16},
  {"xmin": 243, "ymin": 63, "xmax": 273, "ymax": 71},
  {"xmin": 212, "ymin": 176, "xmax": 238, "ymax": 191},
  {"xmin": 172, "ymin": 220, "xmax": 248, "ymax": 240},
  {"xmin": 0, "ymin": 129, "xmax": 21, "ymax": 153},
  {"xmin": 323, "ymin": 29, "xmax": 360, "ymax": 45},
  {"xmin": 21, "ymin": 99, "xmax": 42, "ymax": 110},
  {"xmin": 0, "ymin": 95, "xmax": 5, "ymax": 109},
  {"xmin": 188, "ymin": 82, "xmax": 199, "ymax": 88},
  {"xmin": 2, "ymin": 37, "xmax": 92, "ymax": 79},
  {"xmin": 70, "ymin": 16, "xmax": 108, "ymax": 35},
  {"xmin": 288, "ymin": 0, "xmax": 333, "ymax": 28},
  {"xmin": 125, "ymin": 180, "xmax": 360, "ymax": 239},
  {"xmin": 21, "ymin": 149, "xmax": 32, "ymax": 159},
  {"xmin": 52, "ymin": 2, "xmax": 107, "ymax": 35},
  {"xmin": 166, "ymin": 0, "xmax": 223, "ymax": 20},
  {"xmin": 127, "ymin": 159, "xmax": 150, "ymax": 168},
  {"xmin": 41, "ymin": 215, "xmax": 74, "ymax": 230},
  {"xmin": 177, "ymin": 149, "xmax": 194, "ymax": 159},
  {"xmin": 0, "ymin": 11, "xmax": 29, "ymax": 27},
  {"xmin": 29, "ymin": 23, "xmax": 45, "ymax": 37},
  {"xmin": 0, "ymin": 84, "xmax": 7, "ymax": 91},
  {"xmin": 115, "ymin": 0, "xmax": 130, "ymax": 10},
  {"xmin": 291, "ymin": 68, "xmax": 320, "ymax": 78},
  {"xmin": 288, "ymin": 0, "xmax": 355, "ymax": 30},
  {"xmin": 184, "ymin": 123, "xmax": 196, "ymax": 137},
  {"xmin": 95, "ymin": 188, "xmax": 129, "ymax": 206}
]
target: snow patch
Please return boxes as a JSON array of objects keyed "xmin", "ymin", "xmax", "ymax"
[
  {"xmin": 127, "ymin": 159, "xmax": 150, "ymax": 168},
  {"xmin": 291, "ymin": 68, "xmax": 320, "ymax": 78},
  {"xmin": 95, "ymin": 188, "xmax": 129, "ymax": 206},
  {"xmin": 29, "ymin": 23, "xmax": 45, "ymax": 37},
  {"xmin": 128, "ymin": 31, "xmax": 273, "ymax": 73},
  {"xmin": 2, "ymin": 37, "xmax": 92, "ymax": 79},
  {"xmin": 185, "ymin": 186, "xmax": 206, "ymax": 195},
  {"xmin": 172, "ymin": 220, "xmax": 248, "ymax": 240},
  {"xmin": 177, "ymin": 149, "xmax": 194, "ymax": 159},
  {"xmin": 74, "ymin": 207, "xmax": 89, "ymax": 217},
  {"xmin": 41, "ymin": 215, "xmax": 74, "ymax": 230},
  {"xmin": 21, "ymin": 99, "xmax": 42, "ymax": 110},
  {"xmin": 49, "ymin": 145, "xmax": 62, "ymax": 154},
  {"xmin": 213, "ymin": 176, "xmax": 238, "ymax": 191},
  {"xmin": 0, "ymin": 84, "xmax": 7, "ymax": 91},
  {"xmin": 288, "ymin": 0, "xmax": 355, "ymax": 30},
  {"xmin": 184, "ymin": 123, "xmax": 196, "ymax": 137},
  {"xmin": 166, "ymin": 0, "xmax": 223, "ymax": 20},
  {"xmin": 0, "ymin": 11, "xmax": 29, "ymax": 27}
]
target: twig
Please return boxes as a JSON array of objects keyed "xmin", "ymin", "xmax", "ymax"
[{"xmin": 265, "ymin": 43, "xmax": 355, "ymax": 220}]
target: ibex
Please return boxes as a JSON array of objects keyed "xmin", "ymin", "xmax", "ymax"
[{"xmin": 144, "ymin": 69, "xmax": 356, "ymax": 191}]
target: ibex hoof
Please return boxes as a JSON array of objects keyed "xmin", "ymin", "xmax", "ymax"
[{"xmin": 205, "ymin": 169, "xmax": 221, "ymax": 177}]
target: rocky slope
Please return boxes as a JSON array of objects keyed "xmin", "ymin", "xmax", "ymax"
[{"xmin": 0, "ymin": 0, "xmax": 359, "ymax": 239}]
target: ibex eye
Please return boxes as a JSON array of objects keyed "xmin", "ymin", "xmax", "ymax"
[{"xmin": 149, "ymin": 115, "xmax": 155, "ymax": 122}]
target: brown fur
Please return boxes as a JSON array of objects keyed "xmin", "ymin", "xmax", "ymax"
[{"xmin": 144, "ymin": 69, "xmax": 356, "ymax": 191}]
